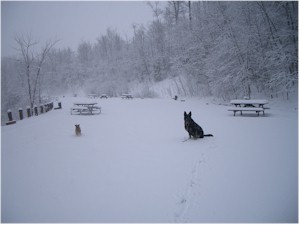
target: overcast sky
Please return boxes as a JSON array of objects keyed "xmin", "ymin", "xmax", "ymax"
[{"xmin": 1, "ymin": 1, "xmax": 155, "ymax": 57}]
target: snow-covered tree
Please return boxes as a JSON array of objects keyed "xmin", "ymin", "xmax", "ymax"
[{"xmin": 2, "ymin": 1, "xmax": 297, "ymax": 117}]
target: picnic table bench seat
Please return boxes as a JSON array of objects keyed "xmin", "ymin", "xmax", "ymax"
[
  {"xmin": 71, "ymin": 107, "xmax": 90, "ymax": 115},
  {"xmin": 228, "ymin": 107, "xmax": 265, "ymax": 116}
]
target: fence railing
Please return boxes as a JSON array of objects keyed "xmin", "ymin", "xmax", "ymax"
[{"xmin": 5, "ymin": 102, "xmax": 62, "ymax": 126}]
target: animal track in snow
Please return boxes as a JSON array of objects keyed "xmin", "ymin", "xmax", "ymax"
[{"xmin": 173, "ymin": 155, "xmax": 204, "ymax": 223}]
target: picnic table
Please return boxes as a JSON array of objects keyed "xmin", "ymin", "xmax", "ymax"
[
  {"xmin": 100, "ymin": 94, "xmax": 108, "ymax": 99},
  {"xmin": 228, "ymin": 99, "xmax": 269, "ymax": 116},
  {"xmin": 87, "ymin": 94, "xmax": 98, "ymax": 99},
  {"xmin": 71, "ymin": 102, "xmax": 101, "ymax": 115},
  {"xmin": 121, "ymin": 94, "xmax": 133, "ymax": 99}
]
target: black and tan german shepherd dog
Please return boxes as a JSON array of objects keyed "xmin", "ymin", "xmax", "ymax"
[{"xmin": 184, "ymin": 111, "xmax": 213, "ymax": 139}]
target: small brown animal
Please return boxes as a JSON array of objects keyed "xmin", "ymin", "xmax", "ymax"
[{"xmin": 75, "ymin": 124, "xmax": 81, "ymax": 136}]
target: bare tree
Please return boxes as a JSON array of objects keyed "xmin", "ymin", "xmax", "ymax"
[
  {"xmin": 147, "ymin": 1, "xmax": 163, "ymax": 22},
  {"xmin": 14, "ymin": 34, "xmax": 58, "ymax": 109},
  {"xmin": 168, "ymin": 1, "xmax": 184, "ymax": 25},
  {"xmin": 188, "ymin": 1, "xmax": 192, "ymax": 29}
]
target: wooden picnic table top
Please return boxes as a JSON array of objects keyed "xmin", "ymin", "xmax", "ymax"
[
  {"xmin": 230, "ymin": 99, "xmax": 269, "ymax": 105},
  {"xmin": 73, "ymin": 102, "xmax": 98, "ymax": 106},
  {"xmin": 228, "ymin": 107, "xmax": 264, "ymax": 111}
]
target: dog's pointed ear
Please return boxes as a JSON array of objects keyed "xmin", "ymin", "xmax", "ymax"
[
  {"xmin": 189, "ymin": 112, "xmax": 192, "ymax": 116},
  {"xmin": 184, "ymin": 111, "xmax": 187, "ymax": 116}
]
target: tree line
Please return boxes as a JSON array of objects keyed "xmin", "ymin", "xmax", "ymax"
[{"xmin": 2, "ymin": 1, "xmax": 298, "ymax": 116}]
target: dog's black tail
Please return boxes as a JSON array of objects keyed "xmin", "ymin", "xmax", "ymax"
[{"xmin": 204, "ymin": 134, "xmax": 213, "ymax": 137}]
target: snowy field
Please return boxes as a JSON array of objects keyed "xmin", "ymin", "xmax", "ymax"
[{"xmin": 1, "ymin": 96, "xmax": 298, "ymax": 223}]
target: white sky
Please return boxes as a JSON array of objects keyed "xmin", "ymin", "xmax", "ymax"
[{"xmin": 1, "ymin": 1, "xmax": 155, "ymax": 57}]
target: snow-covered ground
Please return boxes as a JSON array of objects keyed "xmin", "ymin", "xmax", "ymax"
[{"xmin": 1, "ymin": 96, "xmax": 298, "ymax": 223}]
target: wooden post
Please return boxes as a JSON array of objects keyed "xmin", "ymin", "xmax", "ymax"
[
  {"xmin": 40, "ymin": 105, "xmax": 44, "ymax": 114},
  {"xmin": 7, "ymin": 110, "xmax": 13, "ymax": 121},
  {"xmin": 44, "ymin": 104, "xmax": 48, "ymax": 112},
  {"xmin": 19, "ymin": 108, "xmax": 24, "ymax": 120},
  {"xmin": 6, "ymin": 110, "xmax": 16, "ymax": 125},
  {"xmin": 27, "ymin": 107, "xmax": 31, "ymax": 117},
  {"xmin": 34, "ymin": 106, "xmax": 38, "ymax": 116}
]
